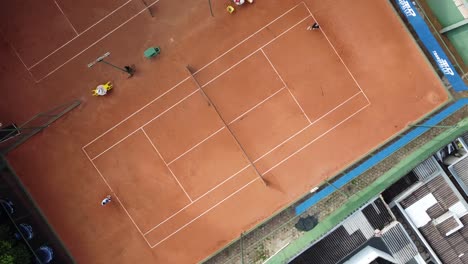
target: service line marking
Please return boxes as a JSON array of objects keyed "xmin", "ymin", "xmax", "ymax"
[
  {"xmin": 143, "ymin": 164, "xmax": 251, "ymax": 235},
  {"xmin": 82, "ymin": 147, "xmax": 152, "ymax": 248},
  {"xmin": 260, "ymin": 48, "xmax": 312, "ymax": 123},
  {"xmin": 28, "ymin": 0, "xmax": 134, "ymax": 70},
  {"xmin": 54, "ymin": 0, "xmax": 79, "ymax": 35},
  {"xmin": 301, "ymin": 2, "xmax": 370, "ymax": 103},
  {"xmin": 261, "ymin": 102, "xmax": 370, "ymax": 176},
  {"xmin": 149, "ymin": 177, "xmax": 259, "ymax": 248},
  {"xmin": 141, "ymin": 127, "xmax": 193, "ymax": 202},
  {"xmin": 82, "ymin": 2, "xmax": 371, "ymax": 249}
]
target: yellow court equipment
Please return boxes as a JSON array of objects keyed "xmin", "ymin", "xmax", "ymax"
[
  {"xmin": 102, "ymin": 81, "xmax": 113, "ymax": 91},
  {"xmin": 227, "ymin": 5, "xmax": 235, "ymax": 14},
  {"xmin": 92, "ymin": 82, "xmax": 113, "ymax": 96}
]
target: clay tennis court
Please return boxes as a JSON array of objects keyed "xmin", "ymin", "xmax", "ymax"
[{"xmin": 0, "ymin": 0, "xmax": 448, "ymax": 263}]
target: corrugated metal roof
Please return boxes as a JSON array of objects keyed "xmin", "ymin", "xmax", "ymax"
[
  {"xmin": 289, "ymin": 199, "xmax": 414, "ymax": 264},
  {"xmin": 343, "ymin": 211, "xmax": 374, "ymax": 239},
  {"xmin": 289, "ymin": 226, "xmax": 367, "ymax": 264},
  {"xmin": 381, "ymin": 223, "xmax": 418, "ymax": 264},
  {"xmin": 436, "ymin": 215, "xmax": 460, "ymax": 235},
  {"xmin": 402, "ymin": 175, "xmax": 468, "ymax": 264},
  {"xmin": 450, "ymin": 155, "xmax": 468, "ymax": 196},
  {"xmin": 461, "ymin": 132, "xmax": 468, "ymax": 147},
  {"xmin": 413, "ymin": 157, "xmax": 440, "ymax": 182},
  {"xmin": 362, "ymin": 198, "xmax": 394, "ymax": 231}
]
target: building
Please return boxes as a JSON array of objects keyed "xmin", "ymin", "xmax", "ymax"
[{"xmin": 289, "ymin": 198, "xmax": 423, "ymax": 264}]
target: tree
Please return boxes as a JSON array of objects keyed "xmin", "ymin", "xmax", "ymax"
[{"xmin": 0, "ymin": 225, "xmax": 31, "ymax": 264}]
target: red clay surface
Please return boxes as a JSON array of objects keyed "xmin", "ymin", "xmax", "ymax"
[
  {"xmin": 93, "ymin": 129, "xmax": 191, "ymax": 232},
  {"xmin": 229, "ymin": 88, "xmax": 310, "ymax": 160},
  {"xmin": 0, "ymin": 0, "xmax": 449, "ymax": 263},
  {"xmin": 202, "ymin": 51, "xmax": 284, "ymax": 124},
  {"xmin": 0, "ymin": 0, "xmax": 77, "ymax": 67},
  {"xmin": 143, "ymin": 91, "xmax": 224, "ymax": 163},
  {"xmin": 54, "ymin": 0, "xmax": 130, "ymax": 33},
  {"xmin": 168, "ymin": 128, "xmax": 250, "ymax": 200}
]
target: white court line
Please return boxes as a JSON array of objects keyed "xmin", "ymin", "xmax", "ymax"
[
  {"xmin": 141, "ymin": 128, "xmax": 193, "ymax": 202},
  {"xmin": 81, "ymin": 147, "xmax": 152, "ymax": 248},
  {"xmin": 34, "ymin": 0, "xmax": 161, "ymax": 82},
  {"xmin": 166, "ymin": 126, "xmax": 225, "ymax": 165},
  {"xmin": 150, "ymin": 177, "xmax": 259, "ymax": 248},
  {"xmin": 200, "ymin": 16, "xmax": 311, "ymax": 89},
  {"xmin": 7, "ymin": 43, "xmax": 37, "ymax": 82},
  {"xmin": 228, "ymin": 87, "xmax": 285, "ymax": 125},
  {"xmin": 83, "ymin": 76, "xmax": 191, "ymax": 149},
  {"xmin": 253, "ymin": 91, "xmax": 363, "ymax": 163},
  {"xmin": 261, "ymin": 103, "xmax": 370, "ymax": 176},
  {"xmin": 31, "ymin": 0, "xmax": 302, "ymax": 82},
  {"xmin": 82, "ymin": 2, "xmax": 368, "ymax": 248},
  {"xmin": 54, "ymin": 1, "xmax": 79, "ymax": 36},
  {"xmin": 28, "ymin": 0, "xmax": 133, "ymax": 70},
  {"xmin": 260, "ymin": 48, "xmax": 312, "ymax": 124},
  {"xmin": 143, "ymin": 164, "xmax": 251, "ymax": 235},
  {"xmin": 83, "ymin": 6, "xmax": 308, "ymax": 150},
  {"xmin": 90, "ymin": 89, "xmax": 199, "ymax": 160},
  {"xmin": 192, "ymin": 3, "xmax": 306, "ymax": 76},
  {"xmin": 301, "ymin": 2, "xmax": 370, "ymax": 104},
  {"xmin": 85, "ymin": 14, "xmax": 310, "ymax": 157},
  {"xmin": 91, "ymin": 129, "xmax": 139, "ymax": 161}
]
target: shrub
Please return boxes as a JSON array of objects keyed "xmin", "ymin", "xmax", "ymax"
[{"xmin": 0, "ymin": 225, "xmax": 31, "ymax": 264}]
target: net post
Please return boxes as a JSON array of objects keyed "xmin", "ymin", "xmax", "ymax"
[
  {"xmin": 208, "ymin": 0, "xmax": 214, "ymax": 17},
  {"xmin": 141, "ymin": 0, "xmax": 154, "ymax": 17}
]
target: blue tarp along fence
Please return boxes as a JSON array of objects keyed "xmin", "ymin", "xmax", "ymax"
[
  {"xmin": 296, "ymin": 1, "xmax": 468, "ymax": 215},
  {"xmin": 296, "ymin": 98, "xmax": 468, "ymax": 215},
  {"xmin": 397, "ymin": 0, "xmax": 467, "ymax": 92}
]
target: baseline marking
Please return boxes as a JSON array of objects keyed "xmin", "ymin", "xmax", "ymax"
[
  {"xmin": 82, "ymin": 2, "xmax": 371, "ymax": 249},
  {"xmin": 141, "ymin": 128, "xmax": 193, "ymax": 202},
  {"xmin": 34, "ymin": 0, "xmax": 161, "ymax": 82},
  {"xmin": 145, "ymin": 102, "xmax": 369, "ymax": 248},
  {"xmin": 301, "ymin": 2, "xmax": 370, "ymax": 103},
  {"xmin": 83, "ymin": 4, "xmax": 308, "ymax": 150},
  {"xmin": 54, "ymin": 1, "xmax": 79, "ymax": 36},
  {"xmin": 28, "ymin": 0, "xmax": 134, "ymax": 70},
  {"xmin": 86, "ymin": 14, "xmax": 310, "ymax": 160},
  {"xmin": 82, "ymin": 147, "xmax": 152, "ymax": 247},
  {"xmin": 150, "ymin": 177, "xmax": 259, "ymax": 248},
  {"xmin": 192, "ymin": 3, "xmax": 307, "ymax": 76},
  {"xmin": 200, "ymin": 16, "xmax": 310, "ymax": 89},
  {"xmin": 7, "ymin": 43, "xmax": 37, "ymax": 81},
  {"xmin": 143, "ymin": 164, "xmax": 251, "ymax": 235},
  {"xmin": 260, "ymin": 48, "xmax": 312, "ymax": 123}
]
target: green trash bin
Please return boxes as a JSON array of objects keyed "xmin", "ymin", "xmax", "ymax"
[{"xmin": 144, "ymin": 47, "xmax": 161, "ymax": 58}]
